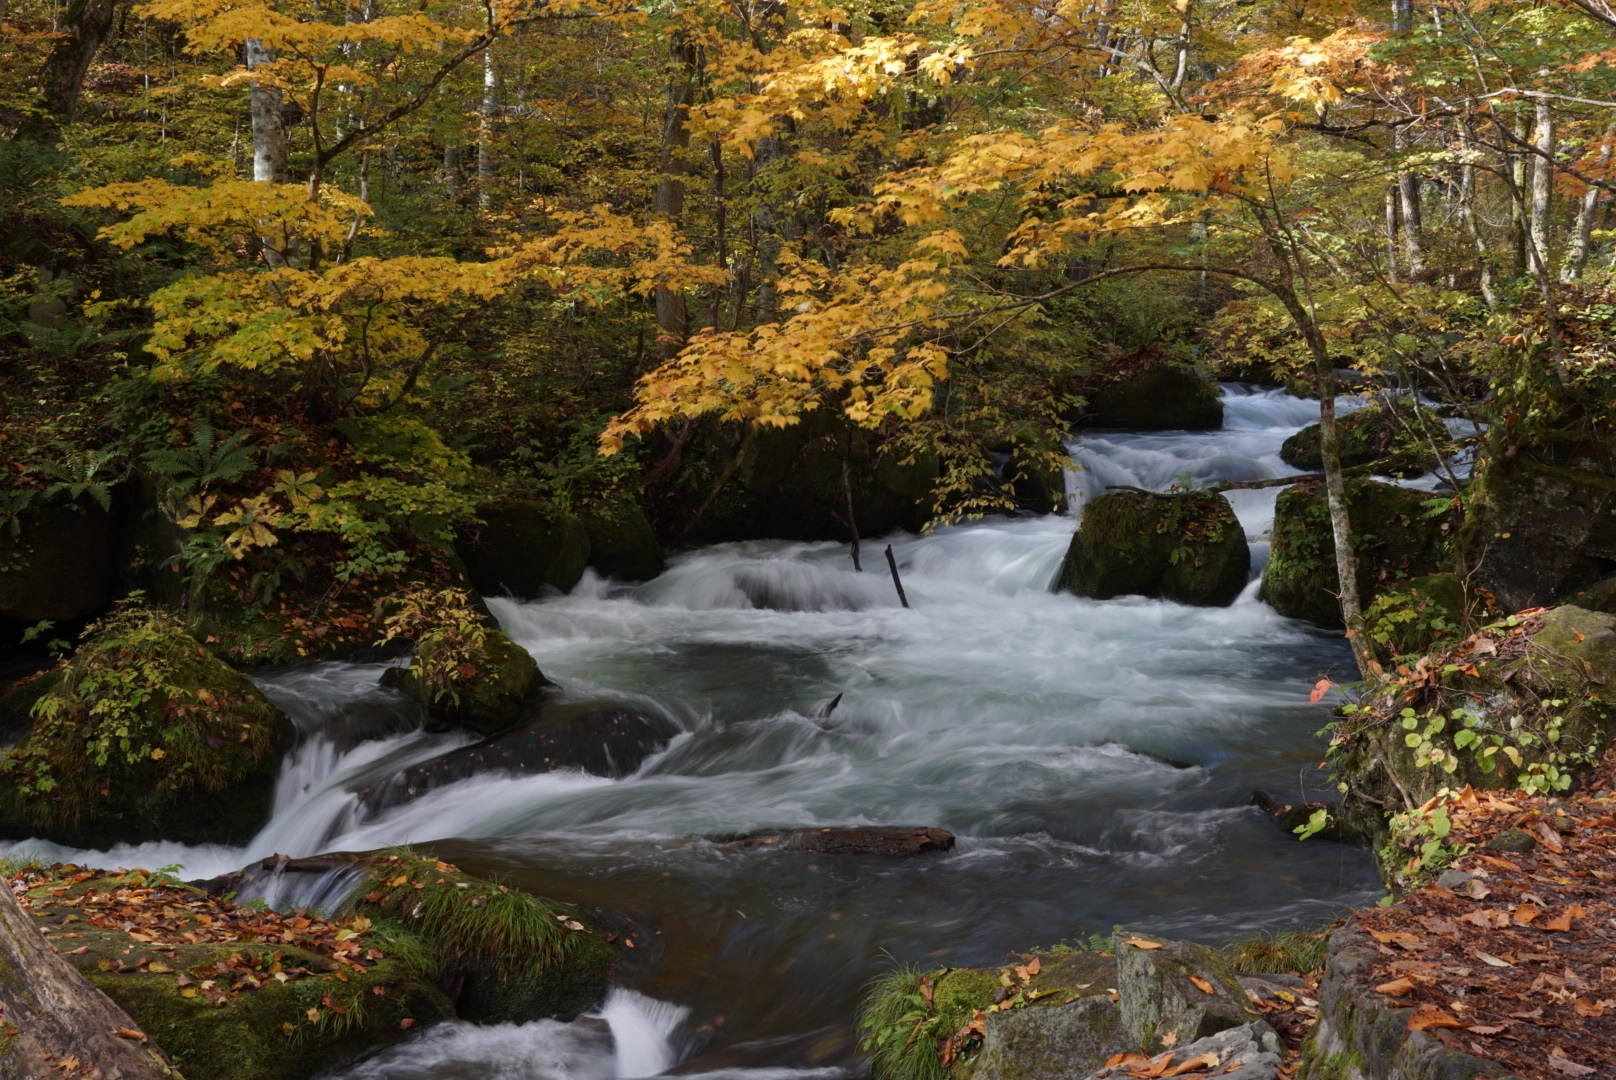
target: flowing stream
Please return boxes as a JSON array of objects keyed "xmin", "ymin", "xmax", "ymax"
[{"xmin": 7, "ymin": 386, "xmax": 1395, "ymax": 1078}]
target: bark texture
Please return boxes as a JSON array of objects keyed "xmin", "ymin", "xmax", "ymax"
[
  {"xmin": 36, "ymin": 0, "xmax": 118, "ymax": 123},
  {"xmin": 246, "ymin": 39, "xmax": 286, "ymax": 184},
  {"xmin": 0, "ymin": 883, "xmax": 174, "ymax": 1078}
]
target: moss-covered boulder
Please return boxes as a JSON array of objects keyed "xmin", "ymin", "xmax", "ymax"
[
  {"xmin": 1362, "ymin": 573, "xmax": 1469, "ymax": 664},
  {"xmin": 1563, "ymin": 573, "xmax": 1616, "ymax": 614},
  {"xmin": 349, "ymin": 851, "xmax": 617, "ymax": 1024},
  {"xmin": 1279, "ymin": 402, "xmax": 1444, "ymax": 477},
  {"xmin": 1261, "ymin": 479, "xmax": 1451, "ymax": 627},
  {"xmin": 19, "ymin": 865, "xmax": 453, "ymax": 1080},
  {"xmin": 859, "ymin": 948, "xmax": 1122, "ymax": 1080},
  {"xmin": 1462, "ymin": 434, "xmax": 1616, "ymax": 612},
  {"xmin": 652, "ymin": 410, "xmax": 938, "ymax": 544},
  {"xmin": 0, "ymin": 607, "xmax": 289, "ymax": 847},
  {"xmin": 0, "ymin": 495, "xmax": 121, "ymax": 625},
  {"xmin": 382, "ymin": 625, "xmax": 548, "ymax": 736},
  {"xmin": 1084, "ymin": 365, "xmax": 1224, "ymax": 431},
  {"xmin": 580, "ymin": 494, "xmax": 664, "ymax": 581},
  {"xmin": 1009, "ymin": 449, "xmax": 1069, "ymax": 515},
  {"xmin": 1058, "ymin": 490, "xmax": 1250, "ymax": 606},
  {"xmin": 1115, "ymin": 933, "xmax": 1262, "ymax": 1054},
  {"xmin": 456, "ymin": 499, "xmax": 591, "ymax": 598}
]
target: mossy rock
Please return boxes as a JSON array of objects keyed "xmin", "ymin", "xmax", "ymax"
[
  {"xmin": 1562, "ymin": 573, "xmax": 1616, "ymax": 614},
  {"xmin": 381, "ymin": 627, "xmax": 548, "ymax": 736},
  {"xmin": 0, "ymin": 495, "xmax": 121, "ymax": 625},
  {"xmin": 0, "ymin": 669, "xmax": 57, "ymax": 743},
  {"xmin": 1364, "ymin": 573, "xmax": 1469, "ymax": 663},
  {"xmin": 348, "ymin": 851, "xmax": 617, "ymax": 1024},
  {"xmin": 25, "ymin": 904, "xmax": 452, "ymax": 1080},
  {"xmin": 653, "ymin": 410, "xmax": 939, "ymax": 543},
  {"xmin": 1058, "ymin": 490, "xmax": 1249, "ymax": 606},
  {"xmin": 0, "ymin": 608, "xmax": 289, "ymax": 847},
  {"xmin": 1010, "ymin": 449, "xmax": 1069, "ymax": 515},
  {"xmin": 1279, "ymin": 402, "xmax": 1443, "ymax": 477},
  {"xmin": 1461, "ymin": 435, "xmax": 1616, "ymax": 612},
  {"xmin": 1261, "ymin": 479, "xmax": 1451, "ymax": 628},
  {"xmin": 1084, "ymin": 366, "xmax": 1223, "ymax": 431},
  {"xmin": 1115, "ymin": 934, "xmax": 1260, "ymax": 1054},
  {"xmin": 455, "ymin": 499, "xmax": 591, "ymax": 598},
  {"xmin": 580, "ymin": 494, "xmax": 665, "ymax": 581}
]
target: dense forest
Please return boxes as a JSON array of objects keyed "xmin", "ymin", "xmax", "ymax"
[{"xmin": 4, "ymin": 0, "xmax": 1616, "ymax": 1076}]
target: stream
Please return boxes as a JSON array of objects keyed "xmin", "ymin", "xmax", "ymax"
[{"xmin": 6, "ymin": 385, "xmax": 1390, "ymax": 1079}]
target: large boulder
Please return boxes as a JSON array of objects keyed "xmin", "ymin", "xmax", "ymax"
[
  {"xmin": 0, "ymin": 607, "xmax": 289, "ymax": 847},
  {"xmin": 1084, "ymin": 366, "xmax": 1224, "ymax": 431},
  {"xmin": 1462, "ymin": 434, "xmax": 1616, "ymax": 612},
  {"xmin": 0, "ymin": 495, "xmax": 120, "ymax": 626},
  {"xmin": 1279, "ymin": 402, "xmax": 1443, "ymax": 477},
  {"xmin": 455, "ymin": 499, "xmax": 591, "ymax": 598},
  {"xmin": 580, "ymin": 494, "xmax": 664, "ymax": 581},
  {"xmin": 652, "ymin": 410, "xmax": 938, "ymax": 544},
  {"xmin": 1261, "ymin": 479, "xmax": 1450, "ymax": 627},
  {"xmin": 381, "ymin": 626, "xmax": 548, "ymax": 736},
  {"xmin": 1115, "ymin": 934, "xmax": 1262, "ymax": 1055},
  {"xmin": 359, "ymin": 699, "xmax": 677, "ymax": 813},
  {"xmin": 970, "ymin": 996, "xmax": 1133, "ymax": 1080},
  {"xmin": 1059, "ymin": 490, "xmax": 1250, "ymax": 606}
]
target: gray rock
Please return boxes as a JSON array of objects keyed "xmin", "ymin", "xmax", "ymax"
[
  {"xmin": 1531, "ymin": 605, "xmax": 1616, "ymax": 681},
  {"xmin": 1238, "ymin": 974, "xmax": 1307, "ymax": 1005},
  {"xmin": 1486, "ymin": 828, "xmax": 1536, "ymax": 852},
  {"xmin": 1116, "ymin": 934, "xmax": 1262, "ymax": 1054},
  {"xmin": 971, "ymin": 995, "xmax": 1133, "ymax": 1080},
  {"xmin": 1434, "ymin": 868, "xmax": 1473, "ymax": 891},
  {"xmin": 1087, "ymin": 1021, "xmax": 1286, "ymax": 1080}
]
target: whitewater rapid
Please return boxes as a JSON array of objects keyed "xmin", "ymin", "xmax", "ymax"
[{"xmin": 4, "ymin": 386, "xmax": 1406, "ymax": 1078}]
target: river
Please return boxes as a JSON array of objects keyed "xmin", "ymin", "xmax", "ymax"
[{"xmin": 6, "ymin": 385, "xmax": 1387, "ymax": 1078}]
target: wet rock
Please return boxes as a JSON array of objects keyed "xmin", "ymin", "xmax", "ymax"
[
  {"xmin": 1237, "ymin": 974, "xmax": 1308, "ymax": 1005},
  {"xmin": 359, "ymin": 701, "xmax": 679, "ymax": 813},
  {"xmin": 1084, "ymin": 366, "xmax": 1224, "ymax": 431},
  {"xmin": 580, "ymin": 494, "xmax": 664, "ymax": 581},
  {"xmin": 456, "ymin": 499, "xmax": 591, "ymax": 598},
  {"xmin": 1261, "ymin": 479, "xmax": 1451, "ymax": 627},
  {"xmin": 1009, "ymin": 449, "xmax": 1069, "ymax": 515},
  {"xmin": 1279, "ymin": 402, "xmax": 1443, "ymax": 477},
  {"xmin": 0, "ymin": 495, "xmax": 120, "ymax": 625},
  {"xmin": 971, "ymin": 995, "xmax": 1132, "ymax": 1080},
  {"xmin": 380, "ymin": 627, "xmax": 549, "ymax": 736},
  {"xmin": 1562, "ymin": 573, "xmax": 1616, "ymax": 614},
  {"xmin": 1058, "ymin": 490, "xmax": 1250, "ymax": 606},
  {"xmin": 1116, "ymin": 934, "xmax": 1262, "ymax": 1054},
  {"xmin": 713, "ymin": 825, "xmax": 955, "ymax": 856},
  {"xmin": 1531, "ymin": 604, "xmax": 1616, "ymax": 677},
  {"xmin": 653, "ymin": 410, "xmax": 938, "ymax": 544},
  {"xmin": 1249, "ymin": 792, "xmax": 1362, "ymax": 845},
  {"xmin": 0, "ymin": 608, "xmax": 289, "ymax": 847},
  {"xmin": 1486, "ymin": 828, "xmax": 1537, "ymax": 853}
]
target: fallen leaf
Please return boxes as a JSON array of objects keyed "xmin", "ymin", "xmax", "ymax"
[
  {"xmin": 1533, "ymin": 822, "xmax": 1565, "ymax": 853},
  {"xmin": 372, "ymin": 985, "xmax": 387, "ymax": 996},
  {"xmin": 399, "ymin": 1018, "xmax": 415, "ymax": 1030},
  {"xmin": 1467, "ymin": 1024, "xmax": 1509, "ymax": 1035},
  {"xmin": 1123, "ymin": 938, "xmax": 1164, "ymax": 950},
  {"xmin": 1509, "ymin": 1008, "xmax": 1543, "ymax": 1020},
  {"xmin": 1368, "ymin": 929, "xmax": 1423, "ymax": 948},
  {"xmin": 146, "ymin": 962, "xmax": 171, "ymax": 973},
  {"xmin": 1475, "ymin": 951, "xmax": 1514, "ymax": 968},
  {"xmin": 1187, "ymin": 975, "xmax": 1217, "ymax": 995},
  {"xmin": 68, "ymin": 945, "xmax": 89, "ymax": 955},
  {"xmin": 306, "ymin": 1008, "xmax": 320, "ymax": 1022},
  {"xmin": 1408, "ymin": 1006, "xmax": 1466, "ymax": 1031},
  {"xmin": 1375, "ymin": 978, "xmax": 1416, "ymax": 997},
  {"xmin": 1548, "ymin": 1049, "xmax": 1595, "ymax": 1076},
  {"xmin": 1512, "ymin": 903, "xmax": 1542, "ymax": 926},
  {"xmin": 1477, "ymin": 854, "xmax": 1521, "ymax": 872},
  {"xmin": 111, "ymin": 1026, "xmax": 145, "ymax": 1042},
  {"xmin": 1310, "ymin": 679, "xmax": 1334, "ymax": 704},
  {"xmin": 1573, "ymin": 998, "xmax": 1604, "ymax": 1018},
  {"xmin": 1461, "ymin": 879, "xmax": 1491, "ymax": 900},
  {"xmin": 1542, "ymin": 904, "xmax": 1586, "ymax": 932},
  {"xmin": 1163, "ymin": 1053, "xmax": 1220, "ymax": 1077}
]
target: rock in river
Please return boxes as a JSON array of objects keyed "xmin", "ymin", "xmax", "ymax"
[
  {"xmin": 713, "ymin": 825, "xmax": 955, "ymax": 856},
  {"xmin": 1058, "ymin": 489, "xmax": 1250, "ymax": 607}
]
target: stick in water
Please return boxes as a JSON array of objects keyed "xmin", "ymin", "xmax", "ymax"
[
  {"xmin": 842, "ymin": 459, "xmax": 861, "ymax": 571},
  {"xmin": 884, "ymin": 544, "xmax": 910, "ymax": 608}
]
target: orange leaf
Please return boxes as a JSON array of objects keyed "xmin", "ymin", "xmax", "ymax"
[
  {"xmin": 1124, "ymin": 938, "xmax": 1164, "ymax": 950},
  {"xmin": 1467, "ymin": 1024, "xmax": 1509, "ymax": 1035},
  {"xmin": 1188, "ymin": 975, "xmax": 1217, "ymax": 995},
  {"xmin": 1025, "ymin": 956, "xmax": 1040, "ymax": 977},
  {"xmin": 1532, "ymin": 821, "xmax": 1564, "ymax": 853},
  {"xmin": 400, "ymin": 1017, "xmax": 415, "ymax": 1030},
  {"xmin": 1375, "ymin": 978, "xmax": 1416, "ymax": 997},
  {"xmin": 111, "ymin": 1025, "xmax": 146, "ymax": 1042},
  {"xmin": 1512, "ymin": 904, "xmax": 1541, "ymax": 925},
  {"xmin": 1309, "ymin": 679, "xmax": 1334, "ymax": 704},
  {"xmin": 1164, "ymin": 1053, "xmax": 1221, "ymax": 1077},
  {"xmin": 1407, "ymin": 1006, "xmax": 1465, "ymax": 1031},
  {"xmin": 1573, "ymin": 998, "xmax": 1604, "ymax": 1018}
]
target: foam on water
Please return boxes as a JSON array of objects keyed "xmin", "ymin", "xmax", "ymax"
[{"xmin": 2, "ymin": 384, "xmax": 1419, "ymax": 1075}]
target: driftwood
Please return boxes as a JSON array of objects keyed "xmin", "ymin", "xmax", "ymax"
[{"xmin": 0, "ymin": 881, "xmax": 174, "ymax": 1078}]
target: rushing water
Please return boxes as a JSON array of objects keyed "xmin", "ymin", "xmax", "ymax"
[{"xmin": 5, "ymin": 386, "xmax": 1397, "ymax": 1078}]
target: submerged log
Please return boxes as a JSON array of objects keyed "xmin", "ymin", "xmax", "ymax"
[
  {"xmin": 714, "ymin": 826, "xmax": 955, "ymax": 856},
  {"xmin": 0, "ymin": 881, "xmax": 174, "ymax": 1078}
]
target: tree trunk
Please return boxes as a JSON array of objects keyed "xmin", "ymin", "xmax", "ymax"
[
  {"xmin": 1530, "ymin": 99, "xmax": 1554, "ymax": 277},
  {"xmin": 1510, "ymin": 110, "xmax": 1529, "ymax": 275},
  {"xmin": 443, "ymin": 144, "xmax": 462, "ymax": 200},
  {"xmin": 1384, "ymin": 184, "xmax": 1399, "ymax": 282},
  {"xmin": 1457, "ymin": 125, "xmax": 1498, "ymax": 308},
  {"xmin": 0, "ymin": 883, "xmax": 175, "ymax": 1078},
  {"xmin": 654, "ymin": 35, "xmax": 700, "ymax": 357},
  {"xmin": 246, "ymin": 39, "xmax": 286, "ymax": 183},
  {"xmin": 1562, "ymin": 138, "xmax": 1610, "ymax": 282},
  {"xmin": 478, "ymin": 32, "xmax": 497, "ymax": 211},
  {"xmin": 35, "ymin": 0, "xmax": 118, "ymax": 124},
  {"xmin": 1391, "ymin": 0, "xmax": 1413, "ymax": 33},
  {"xmin": 1396, "ymin": 150, "xmax": 1424, "ymax": 277}
]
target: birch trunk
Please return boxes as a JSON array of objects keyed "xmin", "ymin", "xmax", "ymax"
[
  {"xmin": 478, "ymin": 33, "xmax": 496, "ymax": 211},
  {"xmin": 1530, "ymin": 100, "xmax": 1554, "ymax": 276},
  {"xmin": 246, "ymin": 39, "xmax": 286, "ymax": 183},
  {"xmin": 1561, "ymin": 138, "xmax": 1607, "ymax": 282}
]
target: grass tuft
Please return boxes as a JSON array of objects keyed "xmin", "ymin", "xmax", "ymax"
[
  {"xmin": 1222, "ymin": 927, "xmax": 1334, "ymax": 976},
  {"xmin": 857, "ymin": 959, "xmax": 945, "ymax": 1080}
]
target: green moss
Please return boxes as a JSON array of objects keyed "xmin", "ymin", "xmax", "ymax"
[
  {"xmin": 382, "ymin": 626, "xmax": 547, "ymax": 735},
  {"xmin": 1278, "ymin": 402, "xmax": 1445, "ymax": 477},
  {"xmin": 0, "ymin": 606, "xmax": 288, "ymax": 846},
  {"xmin": 1363, "ymin": 574, "xmax": 1469, "ymax": 664},
  {"xmin": 1261, "ymin": 479, "xmax": 1452, "ymax": 627},
  {"xmin": 348, "ymin": 850, "xmax": 614, "ymax": 1023},
  {"xmin": 1059, "ymin": 490, "xmax": 1249, "ymax": 606},
  {"xmin": 455, "ymin": 499, "xmax": 591, "ymax": 597}
]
